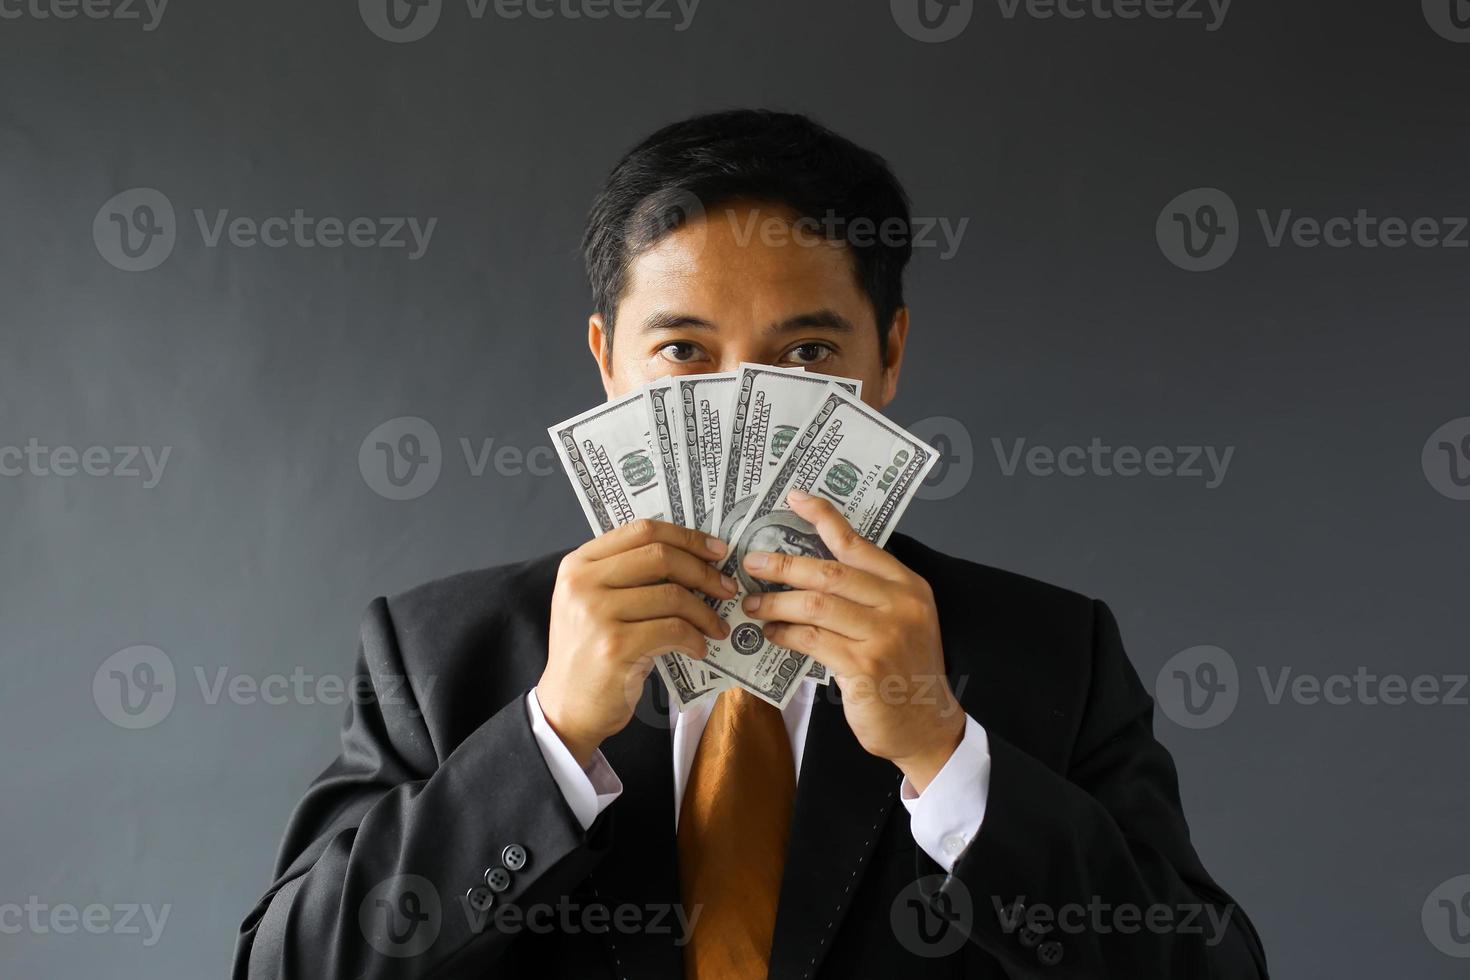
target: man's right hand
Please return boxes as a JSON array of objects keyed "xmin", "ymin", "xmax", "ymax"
[{"xmin": 536, "ymin": 519, "xmax": 735, "ymax": 767}]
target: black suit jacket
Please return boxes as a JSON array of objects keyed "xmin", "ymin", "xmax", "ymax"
[{"xmin": 233, "ymin": 533, "xmax": 1269, "ymax": 979}]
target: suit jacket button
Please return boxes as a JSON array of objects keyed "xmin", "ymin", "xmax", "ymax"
[
  {"xmin": 1018, "ymin": 925, "xmax": 1042, "ymax": 948},
  {"xmin": 1037, "ymin": 940, "xmax": 1064, "ymax": 966},
  {"xmin": 484, "ymin": 866, "xmax": 512, "ymax": 893},
  {"xmin": 466, "ymin": 886, "xmax": 494, "ymax": 912},
  {"xmin": 502, "ymin": 844, "xmax": 528, "ymax": 871}
]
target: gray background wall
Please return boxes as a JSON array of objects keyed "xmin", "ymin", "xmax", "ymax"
[{"xmin": 2, "ymin": 0, "xmax": 1468, "ymax": 976}]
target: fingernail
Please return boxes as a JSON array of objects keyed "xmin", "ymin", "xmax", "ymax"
[
  {"xmin": 745, "ymin": 552, "xmax": 770, "ymax": 570},
  {"xmin": 788, "ymin": 488, "xmax": 811, "ymax": 503},
  {"xmin": 743, "ymin": 594, "xmax": 762, "ymax": 613},
  {"xmin": 720, "ymin": 574, "xmax": 738, "ymax": 594},
  {"xmin": 706, "ymin": 536, "xmax": 726, "ymax": 555}
]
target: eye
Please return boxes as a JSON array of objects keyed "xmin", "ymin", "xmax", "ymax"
[
  {"xmin": 780, "ymin": 342, "xmax": 836, "ymax": 366},
  {"xmin": 657, "ymin": 341, "xmax": 708, "ymax": 364}
]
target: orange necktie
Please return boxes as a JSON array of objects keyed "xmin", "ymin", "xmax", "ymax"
[{"xmin": 676, "ymin": 687, "xmax": 797, "ymax": 979}]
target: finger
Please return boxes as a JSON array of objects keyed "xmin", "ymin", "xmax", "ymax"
[
  {"xmin": 580, "ymin": 518, "xmax": 727, "ymax": 564},
  {"xmin": 740, "ymin": 550, "xmax": 887, "ymax": 606},
  {"xmin": 785, "ymin": 489, "xmax": 903, "ymax": 579},
  {"xmin": 742, "ymin": 589, "xmax": 873, "ymax": 641},
  {"xmin": 762, "ymin": 621, "xmax": 859, "ymax": 676},
  {"xmin": 623, "ymin": 617, "xmax": 712, "ymax": 662},
  {"xmin": 600, "ymin": 542, "xmax": 738, "ymax": 599},
  {"xmin": 612, "ymin": 583, "xmax": 731, "ymax": 640}
]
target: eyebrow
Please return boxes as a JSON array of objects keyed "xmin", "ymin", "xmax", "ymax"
[{"xmin": 639, "ymin": 309, "xmax": 855, "ymax": 335}]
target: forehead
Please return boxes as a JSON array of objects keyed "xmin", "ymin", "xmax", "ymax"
[{"xmin": 622, "ymin": 204, "xmax": 867, "ymax": 315}]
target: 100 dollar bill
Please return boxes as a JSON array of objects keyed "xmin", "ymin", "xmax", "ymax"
[
  {"xmin": 550, "ymin": 390, "xmax": 669, "ymax": 531},
  {"xmin": 701, "ymin": 388, "xmax": 939, "ymax": 707},
  {"xmin": 549, "ymin": 387, "xmax": 722, "ymax": 709},
  {"xmin": 676, "ymin": 372, "xmax": 738, "ymax": 537},
  {"xmin": 715, "ymin": 363, "xmax": 861, "ymax": 541},
  {"xmin": 644, "ymin": 377, "xmax": 727, "ymax": 698}
]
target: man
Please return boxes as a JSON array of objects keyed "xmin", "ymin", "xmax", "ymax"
[{"xmin": 234, "ymin": 109, "xmax": 1269, "ymax": 979}]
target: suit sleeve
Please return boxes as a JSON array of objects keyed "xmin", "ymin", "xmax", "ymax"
[
  {"xmin": 232, "ymin": 597, "xmax": 609, "ymax": 979},
  {"xmin": 926, "ymin": 599, "xmax": 1269, "ymax": 978}
]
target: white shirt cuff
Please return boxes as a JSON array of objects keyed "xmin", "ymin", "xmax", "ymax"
[
  {"xmin": 899, "ymin": 714, "xmax": 991, "ymax": 872},
  {"xmin": 525, "ymin": 689, "xmax": 623, "ymax": 831}
]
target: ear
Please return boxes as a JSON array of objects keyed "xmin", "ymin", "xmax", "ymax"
[
  {"xmin": 587, "ymin": 314, "xmax": 615, "ymax": 400},
  {"xmin": 877, "ymin": 306, "xmax": 909, "ymax": 409}
]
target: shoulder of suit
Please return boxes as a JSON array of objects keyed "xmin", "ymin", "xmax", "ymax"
[
  {"xmin": 888, "ymin": 532, "xmax": 1096, "ymax": 619},
  {"xmin": 373, "ymin": 547, "xmax": 571, "ymax": 640}
]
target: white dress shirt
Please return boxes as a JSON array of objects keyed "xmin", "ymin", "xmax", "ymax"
[{"xmin": 525, "ymin": 680, "xmax": 990, "ymax": 871}]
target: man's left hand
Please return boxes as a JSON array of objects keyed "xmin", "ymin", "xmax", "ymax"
[{"xmin": 740, "ymin": 489, "xmax": 965, "ymax": 792}]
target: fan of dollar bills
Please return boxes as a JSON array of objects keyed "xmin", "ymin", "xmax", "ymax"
[{"xmin": 549, "ymin": 363, "xmax": 938, "ymax": 710}]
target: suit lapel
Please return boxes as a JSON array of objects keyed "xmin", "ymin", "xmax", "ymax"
[
  {"xmin": 768, "ymin": 683, "xmax": 901, "ymax": 980},
  {"xmin": 591, "ymin": 674, "xmax": 685, "ymax": 978}
]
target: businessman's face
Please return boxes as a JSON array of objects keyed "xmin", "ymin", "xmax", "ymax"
[{"xmin": 588, "ymin": 202, "xmax": 908, "ymax": 411}]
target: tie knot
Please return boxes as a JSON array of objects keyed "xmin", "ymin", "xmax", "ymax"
[{"xmin": 714, "ymin": 686, "xmax": 785, "ymax": 732}]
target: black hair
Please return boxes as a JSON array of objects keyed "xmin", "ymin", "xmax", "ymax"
[{"xmin": 582, "ymin": 109, "xmax": 913, "ymax": 354}]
